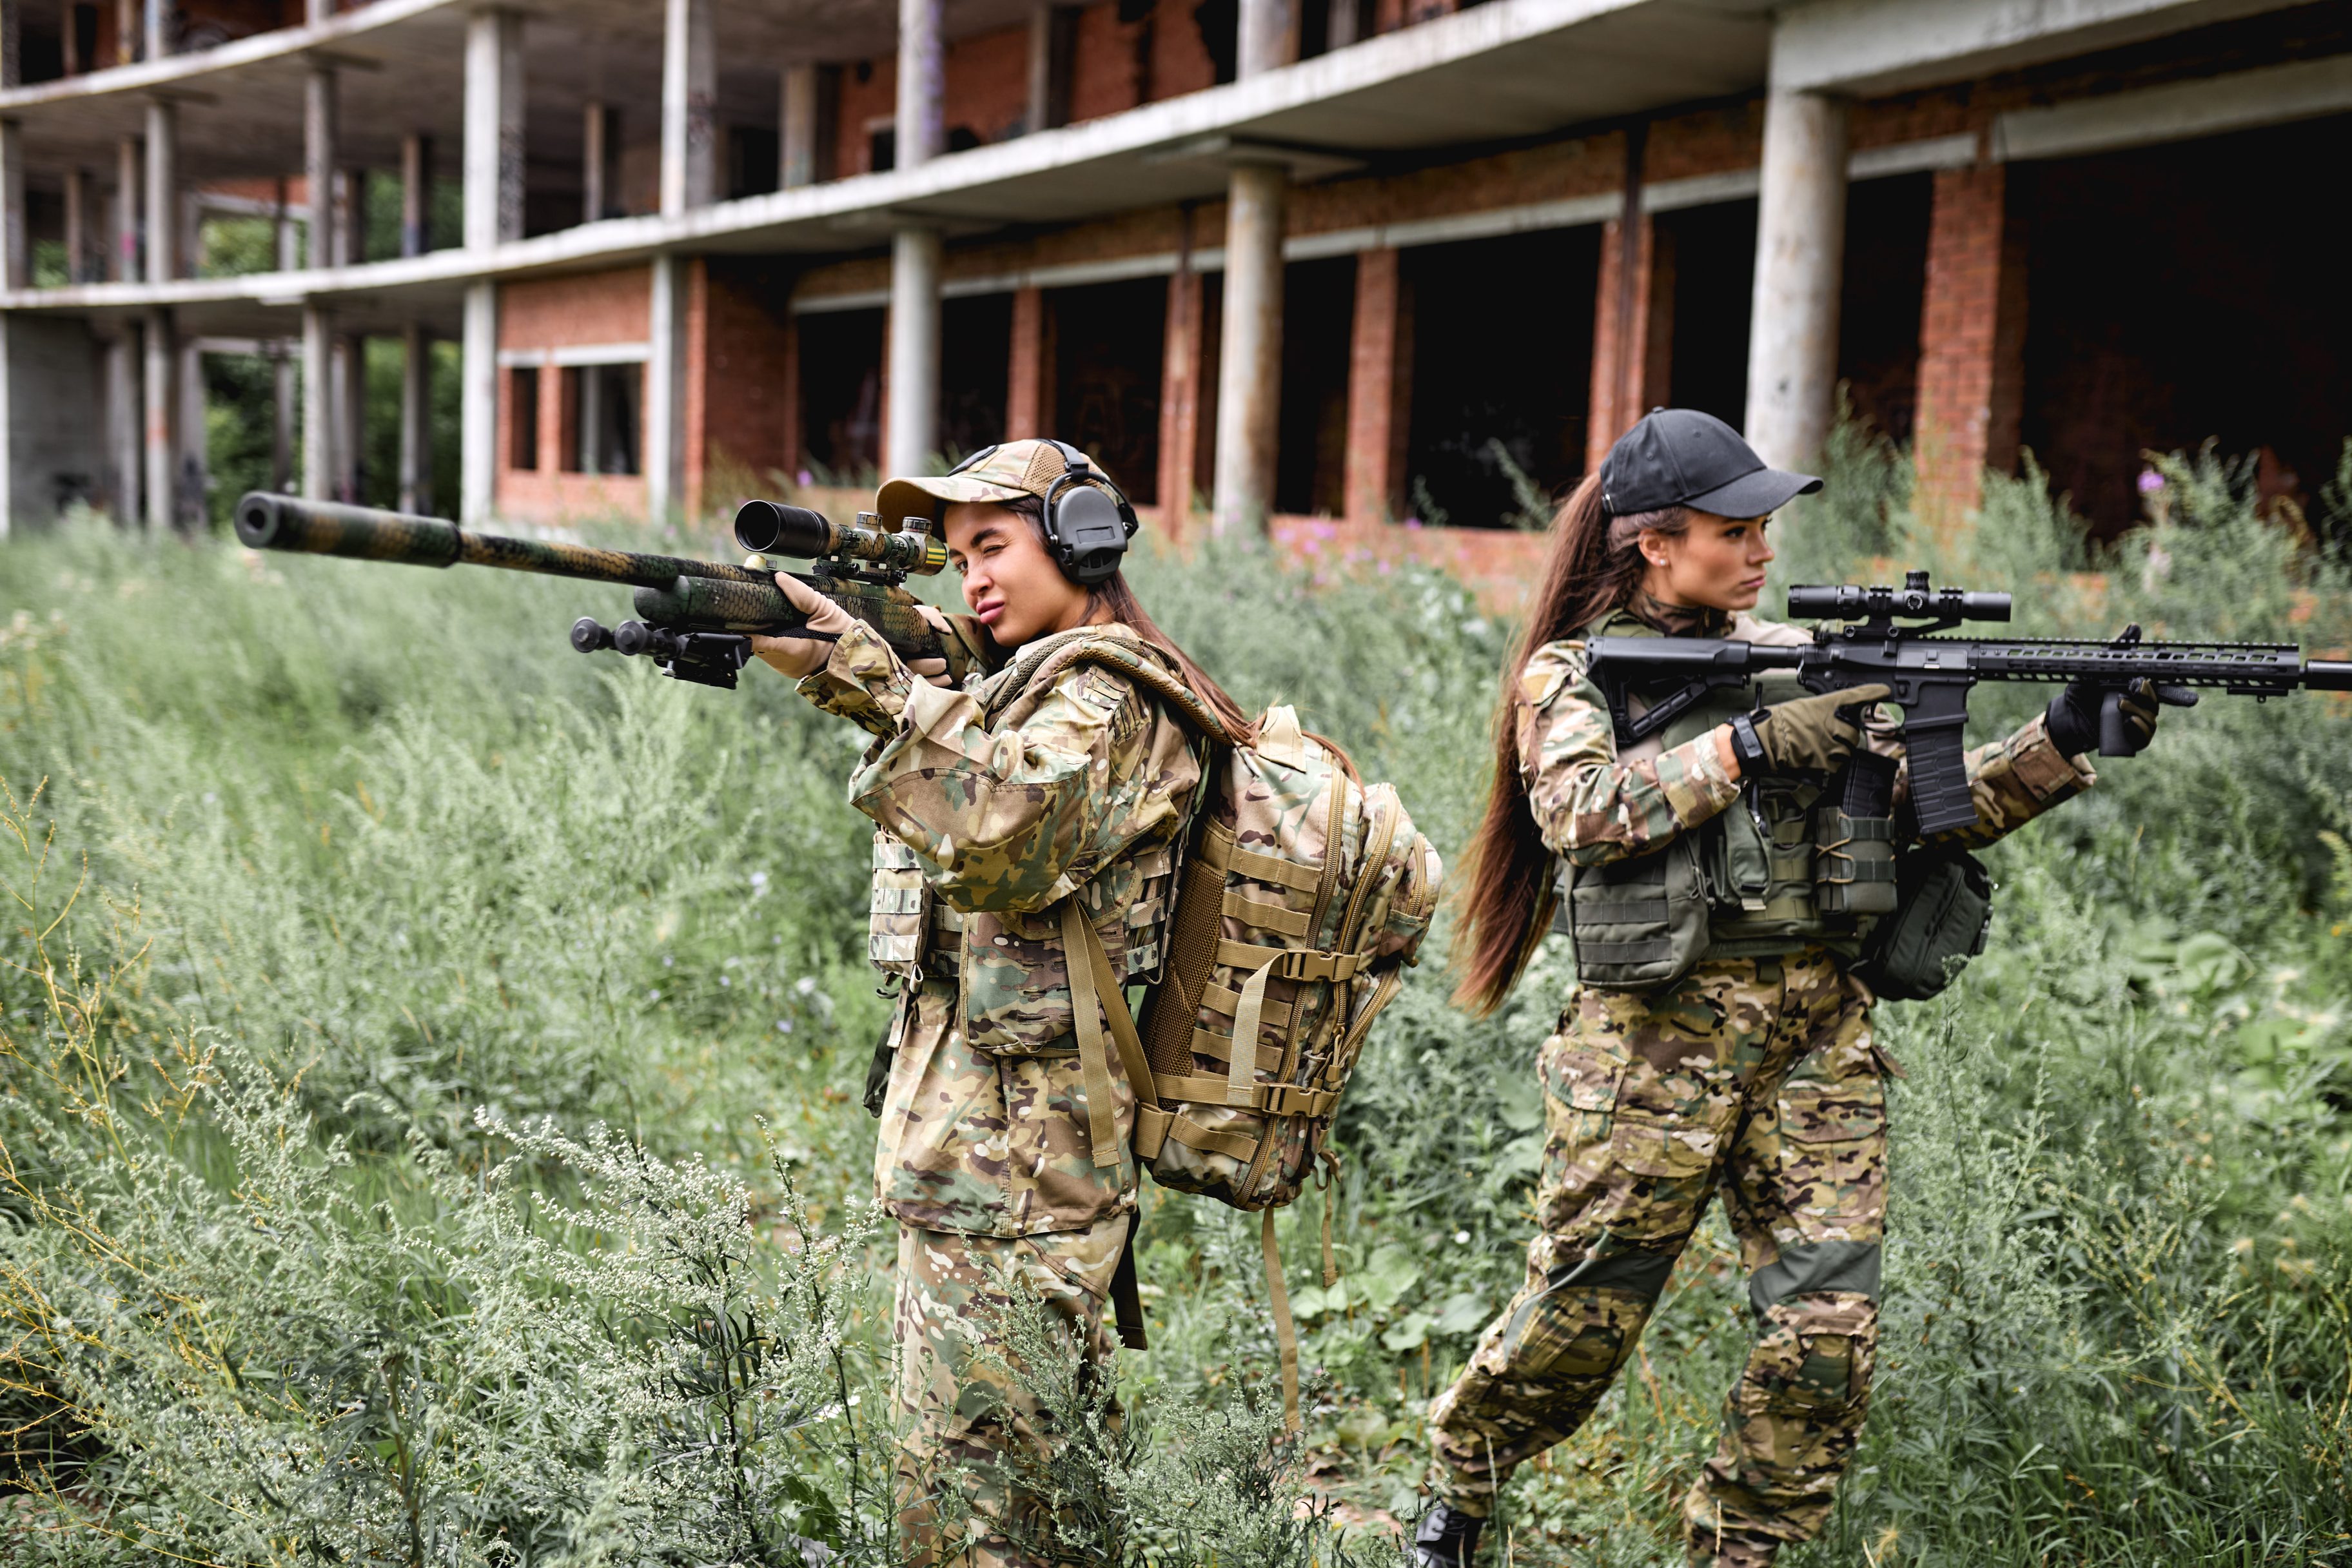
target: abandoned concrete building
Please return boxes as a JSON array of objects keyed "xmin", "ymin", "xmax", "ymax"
[{"xmin": 2, "ymin": 0, "xmax": 2349, "ymax": 569}]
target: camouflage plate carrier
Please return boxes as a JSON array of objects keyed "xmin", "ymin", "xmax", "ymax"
[{"xmin": 981, "ymin": 629, "xmax": 1444, "ymax": 1425}]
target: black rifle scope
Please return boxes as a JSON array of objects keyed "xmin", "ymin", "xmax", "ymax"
[
  {"xmin": 1787, "ymin": 570, "xmax": 2011, "ymax": 623},
  {"xmin": 734, "ymin": 499, "xmax": 949, "ymax": 577}
]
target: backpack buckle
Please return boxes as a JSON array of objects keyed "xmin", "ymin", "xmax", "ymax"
[{"xmin": 1273, "ymin": 949, "xmax": 1361, "ymax": 984}]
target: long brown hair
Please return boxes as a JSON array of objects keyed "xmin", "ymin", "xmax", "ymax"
[
  {"xmin": 1449, "ymin": 473, "xmax": 1689, "ymax": 1015},
  {"xmin": 1004, "ymin": 495, "xmax": 1259, "ymax": 745}
]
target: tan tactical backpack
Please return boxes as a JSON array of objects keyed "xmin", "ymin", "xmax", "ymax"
[{"xmin": 984, "ymin": 630, "xmax": 1444, "ymax": 1424}]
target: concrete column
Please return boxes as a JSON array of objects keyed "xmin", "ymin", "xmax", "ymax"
[
  {"xmin": 1585, "ymin": 210, "xmax": 1658, "ymax": 471},
  {"xmin": 1211, "ymin": 161, "xmax": 1285, "ymax": 534},
  {"xmin": 108, "ymin": 328, "xmax": 139, "ymax": 520},
  {"xmin": 1914, "ymin": 161, "xmax": 2028, "ymax": 531},
  {"xmin": 332, "ymin": 331, "xmax": 361, "ymax": 500},
  {"xmin": 331, "ymin": 168, "xmax": 357, "ymax": 266},
  {"xmin": 1237, "ymin": 0, "xmax": 1297, "ymax": 78},
  {"xmin": 885, "ymin": 225, "xmax": 940, "ymax": 476},
  {"xmin": 0, "ymin": 117, "xmax": 24, "ymax": 291},
  {"xmin": 459, "ymin": 280, "xmax": 496, "ymax": 520},
  {"xmin": 271, "ymin": 340, "xmax": 294, "ymax": 491},
  {"xmin": 1327, "ymin": 0, "xmax": 1360, "ymax": 50},
  {"xmin": 1744, "ymin": 88, "xmax": 1848, "ymax": 475},
  {"xmin": 144, "ymin": 99, "xmax": 176, "ymax": 280},
  {"xmin": 582, "ymin": 102, "xmax": 612, "ymax": 220},
  {"xmin": 1156, "ymin": 260, "xmax": 1204, "ymax": 535},
  {"xmin": 780, "ymin": 66, "xmax": 819, "ymax": 187},
  {"xmin": 577, "ymin": 353, "xmax": 604, "ymax": 473},
  {"xmin": 1344, "ymin": 246, "xmax": 1411, "ymax": 524},
  {"xmin": 660, "ymin": 0, "xmax": 715, "ymax": 215},
  {"xmin": 1024, "ymin": 4, "xmax": 1054, "ymax": 135},
  {"xmin": 897, "ymin": 0, "xmax": 943, "ymax": 170},
  {"xmin": 400, "ymin": 133, "xmax": 433, "ymax": 256},
  {"xmin": 113, "ymin": 0, "xmax": 132, "ymax": 64},
  {"xmin": 177, "ymin": 335, "xmax": 205, "ymax": 527},
  {"xmin": 301, "ymin": 302, "xmax": 333, "ymax": 497},
  {"xmin": 1, "ymin": 2, "xmax": 19, "ymax": 88},
  {"xmin": 645, "ymin": 253, "xmax": 689, "ymax": 520},
  {"xmin": 142, "ymin": 307, "xmax": 174, "ymax": 527},
  {"xmin": 399, "ymin": 324, "xmax": 431, "ymax": 513},
  {"xmin": 114, "ymin": 135, "xmax": 140, "ymax": 282},
  {"xmin": 1006, "ymin": 285, "xmax": 1047, "ymax": 440},
  {"xmin": 308, "ymin": 0, "xmax": 335, "ymax": 20},
  {"xmin": 64, "ymin": 166, "xmax": 91, "ymax": 282},
  {"xmin": 305, "ymin": 66, "xmax": 337, "ymax": 267},
  {"xmin": 463, "ymin": 9, "xmax": 524, "ymax": 251}
]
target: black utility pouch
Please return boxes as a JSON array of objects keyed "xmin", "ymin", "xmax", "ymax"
[
  {"xmin": 1560, "ymin": 838, "xmax": 1710, "ymax": 991},
  {"xmin": 1851, "ymin": 847, "xmax": 1993, "ymax": 1001}
]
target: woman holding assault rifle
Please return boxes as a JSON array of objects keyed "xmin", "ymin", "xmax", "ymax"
[{"xmin": 1415, "ymin": 409, "xmax": 2185, "ymax": 1567}]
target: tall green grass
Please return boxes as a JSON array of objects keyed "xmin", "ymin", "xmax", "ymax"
[{"xmin": 3, "ymin": 433, "xmax": 2349, "ymax": 1563}]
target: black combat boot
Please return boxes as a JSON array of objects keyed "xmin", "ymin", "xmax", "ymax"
[{"xmin": 1413, "ymin": 1502, "xmax": 1485, "ymax": 1567}]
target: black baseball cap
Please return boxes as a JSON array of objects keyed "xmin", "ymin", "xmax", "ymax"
[{"xmin": 1599, "ymin": 408, "xmax": 1821, "ymax": 518}]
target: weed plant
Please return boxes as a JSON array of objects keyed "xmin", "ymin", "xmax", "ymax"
[{"xmin": 2, "ymin": 426, "xmax": 2349, "ymax": 1563}]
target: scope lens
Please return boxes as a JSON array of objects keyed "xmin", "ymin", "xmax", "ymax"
[{"xmin": 734, "ymin": 500, "xmax": 832, "ymax": 558}]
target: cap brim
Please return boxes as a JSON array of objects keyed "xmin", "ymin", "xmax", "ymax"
[
  {"xmin": 1683, "ymin": 464, "xmax": 1821, "ymax": 519},
  {"xmin": 876, "ymin": 475, "xmax": 1034, "ymax": 525}
]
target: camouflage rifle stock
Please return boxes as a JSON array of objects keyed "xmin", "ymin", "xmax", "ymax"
[
  {"xmin": 232, "ymin": 493, "xmax": 991, "ymax": 689},
  {"xmin": 1585, "ymin": 571, "xmax": 2352, "ymax": 836}
]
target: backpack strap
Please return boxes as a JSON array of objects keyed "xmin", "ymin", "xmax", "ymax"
[
  {"xmin": 984, "ymin": 630, "xmax": 1236, "ymax": 745},
  {"xmin": 1059, "ymin": 897, "xmax": 1166, "ymax": 1168}
]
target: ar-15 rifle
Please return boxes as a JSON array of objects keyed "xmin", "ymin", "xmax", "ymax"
[
  {"xmin": 1586, "ymin": 571, "xmax": 2352, "ymax": 836},
  {"xmin": 231, "ymin": 493, "xmax": 989, "ymax": 691}
]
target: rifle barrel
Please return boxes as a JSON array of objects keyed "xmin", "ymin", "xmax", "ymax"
[{"xmin": 233, "ymin": 493, "xmax": 770, "ymax": 592}]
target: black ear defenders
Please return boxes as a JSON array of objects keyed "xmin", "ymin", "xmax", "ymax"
[{"xmin": 948, "ymin": 440, "xmax": 1139, "ymax": 587}]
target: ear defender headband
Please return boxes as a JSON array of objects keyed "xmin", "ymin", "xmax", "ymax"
[{"xmin": 949, "ymin": 440, "xmax": 1140, "ymax": 587}]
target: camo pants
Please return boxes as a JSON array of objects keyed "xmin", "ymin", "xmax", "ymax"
[
  {"xmin": 893, "ymin": 1215, "xmax": 1130, "ymax": 1568},
  {"xmin": 1426, "ymin": 948, "xmax": 1889, "ymax": 1560}
]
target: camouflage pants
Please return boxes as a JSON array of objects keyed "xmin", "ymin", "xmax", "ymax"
[
  {"xmin": 893, "ymin": 1215, "xmax": 1130, "ymax": 1568},
  {"xmin": 1426, "ymin": 948, "xmax": 1888, "ymax": 1560}
]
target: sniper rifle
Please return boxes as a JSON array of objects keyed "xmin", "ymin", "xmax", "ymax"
[
  {"xmin": 1586, "ymin": 571, "xmax": 2352, "ymax": 836},
  {"xmin": 232, "ymin": 493, "xmax": 988, "ymax": 690}
]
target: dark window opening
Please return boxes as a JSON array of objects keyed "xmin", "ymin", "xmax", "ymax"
[
  {"xmin": 508, "ymin": 366, "xmax": 540, "ymax": 471},
  {"xmin": 1655, "ymin": 197, "xmax": 1756, "ymax": 433},
  {"xmin": 1404, "ymin": 227, "xmax": 1600, "ymax": 528},
  {"xmin": 1836, "ymin": 174, "xmax": 1932, "ymax": 448},
  {"xmin": 729, "ymin": 126, "xmax": 779, "ymax": 199},
  {"xmin": 941, "ymin": 294, "xmax": 1014, "ymax": 464},
  {"xmin": 1193, "ymin": 0, "xmax": 1238, "ymax": 84},
  {"xmin": 868, "ymin": 126, "xmax": 896, "ymax": 173},
  {"xmin": 2020, "ymin": 112, "xmax": 2352, "ymax": 539},
  {"xmin": 1051, "ymin": 278, "xmax": 1166, "ymax": 506},
  {"xmin": 1275, "ymin": 255, "xmax": 1354, "ymax": 516},
  {"xmin": 71, "ymin": 5, "xmax": 101, "ymax": 75},
  {"xmin": 798, "ymin": 308, "xmax": 885, "ymax": 479},
  {"xmin": 558, "ymin": 363, "xmax": 642, "ymax": 476}
]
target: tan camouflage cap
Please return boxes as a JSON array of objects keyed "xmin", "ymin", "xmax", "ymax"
[{"xmin": 874, "ymin": 438, "xmax": 1111, "ymax": 528}]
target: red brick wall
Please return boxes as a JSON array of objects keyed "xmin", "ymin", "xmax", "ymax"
[
  {"xmin": 836, "ymin": 60, "xmax": 897, "ymax": 175},
  {"xmin": 1158, "ymin": 267, "xmax": 1207, "ymax": 535},
  {"xmin": 495, "ymin": 269, "xmax": 656, "ymax": 524},
  {"xmin": 697, "ymin": 260, "xmax": 799, "ymax": 516},
  {"xmin": 1066, "ymin": 1, "xmax": 1150, "ymax": 124},
  {"xmin": 1343, "ymin": 248, "xmax": 1410, "ymax": 524},
  {"xmin": 946, "ymin": 23, "xmax": 1032, "ymax": 143},
  {"xmin": 1007, "ymin": 287, "xmax": 1049, "ymax": 438},
  {"xmin": 498, "ymin": 267, "xmax": 652, "ymax": 351},
  {"xmin": 1914, "ymin": 157, "xmax": 2028, "ymax": 529},
  {"xmin": 1585, "ymin": 209, "xmax": 1656, "ymax": 473}
]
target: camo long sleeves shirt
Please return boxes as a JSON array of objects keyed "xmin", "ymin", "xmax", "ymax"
[
  {"xmin": 1518, "ymin": 597, "xmax": 2096, "ymax": 870},
  {"xmin": 799, "ymin": 620, "xmax": 1199, "ymax": 1237}
]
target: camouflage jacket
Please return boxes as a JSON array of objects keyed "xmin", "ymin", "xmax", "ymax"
[
  {"xmin": 799, "ymin": 620, "xmax": 1200, "ymax": 1237},
  {"xmin": 1516, "ymin": 598, "xmax": 2096, "ymax": 870}
]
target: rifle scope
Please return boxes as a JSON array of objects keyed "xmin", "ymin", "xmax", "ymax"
[
  {"xmin": 1787, "ymin": 573, "xmax": 2012, "ymax": 623},
  {"xmin": 734, "ymin": 499, "xmax": 948, "ymax": 577}
]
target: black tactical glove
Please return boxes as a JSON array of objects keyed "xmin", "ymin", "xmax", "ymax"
[
  {"xmin": 1732, "ymin": 684, "xmax": 1894, "ymax": 776},
  {"xmin": 2044, "ymin": 625, "xmax": 2198, "ymax": 757}
]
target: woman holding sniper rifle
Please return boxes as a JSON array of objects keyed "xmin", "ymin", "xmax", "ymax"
[
  {"xmin": 1420, "ymin": 407, "xmax": 2202, "ymax": 1568},
  {"xmin": 745, "ymin": 439, "xmax": 1264, "ymax": 1565}
]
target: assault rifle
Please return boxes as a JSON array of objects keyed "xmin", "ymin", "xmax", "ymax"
[
  {"xmin": 231, "ymin": 493, "xmax": 988, "ymax": 690},
  {"xmin": 1586, "ymin": 571, "xmax": 2352, "ymax": 836}
]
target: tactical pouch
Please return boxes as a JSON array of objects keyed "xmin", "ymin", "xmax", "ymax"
[
  {"xmin": 1851, "ymin": 847, "xmax": 1992, "ymax": 1000},
  {"xmin": 1562, "ymin": 838, "xmax": 1709, "ymax": 991},
  {"xmin": 1816, "ymin": 752, "xmax": 1899, "ymax": 916}
]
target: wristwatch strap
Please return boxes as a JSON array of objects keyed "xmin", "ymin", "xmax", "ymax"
[{"xmin": 1727, "ymin": 712, "xmax": 1767, "ymax": 772}]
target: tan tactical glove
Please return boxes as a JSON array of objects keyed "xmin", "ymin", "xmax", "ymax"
[{"xmin": 1734, "ymin": 684, "xmax": 1894, "ymax": 776}]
